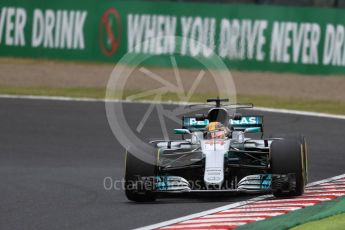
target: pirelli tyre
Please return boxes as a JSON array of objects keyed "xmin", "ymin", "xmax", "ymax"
[
  {"xmin": 270, "ymin": 134, "xmax": 308, "ymax": 184},
  {"xmin": 124, "ymin": 151, "xmax": 157, "ymax": 202},
  {"xmin": 270, "ymin": 139, "xmax": 306, "ymax": 198}
]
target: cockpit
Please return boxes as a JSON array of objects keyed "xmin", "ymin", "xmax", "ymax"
[
  {"xmin": 207, "ymin": 108, "xmax": 229, "ymax": 126},
  {"xmin": 204, "ymin": 108, "xmax": 231, "ymax": 139}
]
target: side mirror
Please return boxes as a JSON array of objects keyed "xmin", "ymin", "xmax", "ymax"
[{"xmin": 174, "ymin": 129, "xmax": 191, "ymax": 135}]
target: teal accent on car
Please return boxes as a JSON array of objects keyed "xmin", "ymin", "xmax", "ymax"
[
  {"xmin": 261, "ymin": 174, "xmax": 272, "ymax": 189},
  {"xmin": 230, "ymin": 116, "xmax": 263, "ymax": 133},
  {"xmin": 230, "ymin": 116, "xmax": 263, "ymax": 126},
  {"xmin": 245, "ymin": 127, "xmax": 262, "ymax": 133},
  {"xmin": 155, "ymin": 176, "xmax": 168, "ymax": 191},
  {"xmin": 174, "ymin": 129, "xmax": 190, "ymax": 134},
  {"xmin": 183, "ymin": 117, "xmax": 209, "ymax": 128}
]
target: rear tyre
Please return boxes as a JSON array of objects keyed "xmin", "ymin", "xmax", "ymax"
[
  {"xmin": 125, "ymin": 151, "xmax": 157, "ymax": 202},
  {"xmin": 271, "ymin": 139, "xmax": 305, "ymax": 197}
]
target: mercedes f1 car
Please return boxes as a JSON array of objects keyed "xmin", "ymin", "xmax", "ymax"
[{"xmin": 125, "ymin": 98, "xmax": 308, "ymax": 202}]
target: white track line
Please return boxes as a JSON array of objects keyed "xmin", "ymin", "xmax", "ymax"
[
  {"xmin": 181, "ymin": 217, "xmax": 265, "ymax": 223},
  {"xmin": 232, "ymin": 207, "xmax": 302, "ymax": 211},
  {"xmin": 251, "ymin": 107, "xmax": 345, "ymax": 120},
  {"xmin": 300, "ymin": 193, "xmax": 345, "ymax": 197},
  {"xmin": 0, "ymin": 94, "xmax": 105, "ymax": 102},
  {"xmin": 135, "ymin": 173, "xmax": 345, "ymax": 230},
  {"xmin": 202, "ymin": 213, "xmax": 284, "ymax": 218},
  {"xmin": 159, "ymin": 222, "xmax": 247, "ymax": 229},
  {"xmin": 246, "ymin": 203, "xmax": 316, "ymax": 207},
  {"xmin": 1, "ymin": 94, "xmax": 345, "ymax": 120}
]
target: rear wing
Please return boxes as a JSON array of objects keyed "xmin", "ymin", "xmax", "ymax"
[
  {"xmin": 182, "ymin": 115, "xmax": 263, "ymax": 133},
  {"xmin": 230, "ymin": 116, "xmax": 263, "ymax": 133}
]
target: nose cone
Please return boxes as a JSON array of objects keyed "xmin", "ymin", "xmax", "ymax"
[
  {"xmin": 204, "ymin": 168, "xmax": 224, "ymax": 188},
  {"xmin": 201, "ymin": 140, "xmax": 230, "ymax": 189}
]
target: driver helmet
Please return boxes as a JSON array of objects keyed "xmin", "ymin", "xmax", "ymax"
[{"xmin": 206, "ymin": 121, "xmax": 229, "ymax": 139}]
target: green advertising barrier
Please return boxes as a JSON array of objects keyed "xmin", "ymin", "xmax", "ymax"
[{"xmin": 2, "ymin": 0, "xmax": 345, "ymax": 75}]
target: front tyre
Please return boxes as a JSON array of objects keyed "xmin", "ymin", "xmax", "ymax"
[
  {"xmin": 269, "ymin": 134, "xmax": 308, "ymax": 184},
  {"xmin": 271, "ymin": 139, "xmax": 305, "ymax": 197},
  {"xmin": 125, "ymin": 151, "xmax": 157, "ymax": 202}
]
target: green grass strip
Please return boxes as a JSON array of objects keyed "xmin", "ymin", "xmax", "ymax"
[
  {"xmin": 0, "ymin": 86, "xmax": 345, "ymax": 115},
  {"xmin": 291, "ymin": 212, "xmax": 345, "ymax": 230},
  {"xmin": 237, "ymin": 196, "xmax": 345, "ymax": 230}
]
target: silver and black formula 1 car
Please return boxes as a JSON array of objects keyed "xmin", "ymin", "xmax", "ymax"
[{"xmin": 125, "ymin": 98, "xmax": 308, "ymax": 202}]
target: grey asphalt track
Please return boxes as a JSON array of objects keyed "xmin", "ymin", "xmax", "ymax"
[{"xmin": 1, "ymin": 98, "xmax": 345, "ymax": 230}]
